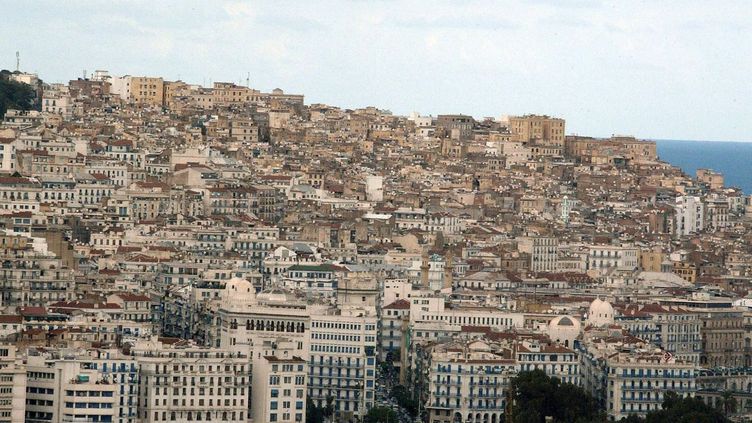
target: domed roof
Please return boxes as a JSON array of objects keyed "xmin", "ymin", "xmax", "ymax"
[
  {"xmin": 589, "ymin": 298, "xmax": 614, "ymax": 315},
  {"xmin": 557, "ymin": 316, "xmax": 574, "ymax": 326},
  {"xmin": 257, "ymin": 287, "xmax": 292, "ymax": 303},
  {"xmin": 223, "ymin": 277, "xmax": 256, "ymax": 306},
  {"xmin": 587, "ymin": 298, "xmax": 615, "ymax": 326},
  {"xmin": 547, "ymin": 315, "xmax": 582, "ymax": 347},
  {"xmin": 548, "ymin": 315, "xmax": 582, "ymax": 330}
]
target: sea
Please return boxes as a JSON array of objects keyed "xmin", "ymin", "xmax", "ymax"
[{"xmin": 655, "ymin": 139, "xmax": 752, "ymax": 195}]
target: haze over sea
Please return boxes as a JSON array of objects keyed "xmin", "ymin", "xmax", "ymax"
[{"xmin": 655, "ymin": 139, "xmax": 752, "ymax": 195}]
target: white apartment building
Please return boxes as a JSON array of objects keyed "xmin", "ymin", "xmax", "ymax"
[
  {"xmin": 393, "ymin": 208, "xmax": 426, "ymax": 230},
  {"xmin": 131, "ymin": 338, "xmax": 249, "ymax": 422},
  {"xmin": 381, "ymin": 299, "xmax": 410, "ymax": 360},
  {"xmin": 518, "ymin": 236, "xmax": 559, "ymax": 273},
  {"xmin": 42, "ymin": 92, "xmax": 72, "ymax": 117},
  {"xmin": 0, "ymin": 345, "xmax": 25, "ymax": 423},
  {"xmin": 616, "ymin": 305, "xmax": 703, "ymax": 364},
  {"xmin": 579, "ymin": 336, "xmax": 698, "ymax": 421},
  {"xmin": 586, "ymin": 245, "xmax": 639, "ymax": 275},
  {"xmin": 109, "ymin": 76, "xmax": 131, "ymax": 101},
  {"xmin": 215, "ymin": 279, "xmax": 311, "ymax": 354},
  {"xmin": 25, "ymin": 348, "xmax": 140, "ymax": 423},
  {"xmin": 251, "ymin": 339, "xmax": 307, "ymax": 423},
  {"xmin": 675, "ymin": 195, "xmax": 704, "ymax": 236},
  {"xmin": 0, "ymin": 138, "xmax": 18, "ymax": 173},
  {"xmin": 25, "ymin": 353, "xmax": 119, "ymax": 423},
  {"xmin": 411, "ymin": 300, "xmax": 524, "ymax": 331},
  {"xmin": 515, "ymin": 339, "xmax": 579, "ymax": 385},
  {"xmin": 308, "ymin": 308, "xmax": 378, "ymax": 420},
  {"xmin": 705, "ymin": 196, "xmax": 730, "ymax": 231},
  {"xmin": 426, "ymin": 340, "xmax": 515, "ymax": 423}
]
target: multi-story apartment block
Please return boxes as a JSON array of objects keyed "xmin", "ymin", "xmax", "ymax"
[
  {"xmin": 508, "ymin": 115, "xmax": 565, "ymax": 147},
  {"xmin": 579, "ymin": 326, "xmax": 699, "ymax": 421},
  {"xmin": 0, "ymin": 345, "xmax": 26, "ymax": 423},
  {"xmin": 214, "ymin": 278, "xmax": 310, "ymax": 353},
  {"xmin": 515, "ymin": 339, "xmax": 579, "ymax": 385},
  {"xmin": 705, "ymin": 196, "xmax": 730, "ymax": 231},
  {"xmin": 251, "ymin": 339, "xmax": 307, "ymax": 423},
  {"xmin": 425, "ymin": 340, "xmax": 515, "ymax": 423},
  {"xmin": 128, "ymin": 76, "xmax": 164, "ymax": 106},
  {"xmin": 25, "ymin": 353, "xmax": 119, "ymax": 423},
  {"xmin": 308, "ymin": 308, "xmax": 377, "ymax": 421},
  {"xmin": 675, "ymin": 195, "xmax": 705, "ymax": 236},
  {"xmin": 519, "ymin": 236, "xmax": 559, "ymax": 273},
  {"xmin": 0, "ymin": 238, "xmax": 75, "ymax": 307},
  {"xmin": 131, "ymin": 338, "xmax": 249, "ymax": 422},
  {"xmin": 436, "ymin": 115, "xmax": 474, "ymax": 140},
  {"xmin": 698, "ymin": 310, "xmax": 745, "ymax": 368},
  {"xmin": 381, "ymin": 299, "xmax": 410, "ymax": 359},
  {"xmin": 617, "ymin": 304, "xmax": 702, "ymax": 364},
  {"xmin": 586, "ymin": 245, "xmax": 639, "ymax": 275}
]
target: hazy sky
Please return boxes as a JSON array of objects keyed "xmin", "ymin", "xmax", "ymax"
[{"xmin": 2, "ymin": 0, "xmax": 751, "ymax": 141}]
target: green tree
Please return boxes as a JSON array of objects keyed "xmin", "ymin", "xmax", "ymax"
[
  {"xmin": 391, "ymin": 384, "xmax": 419, "ymax": 417},
  {"xmin": 306, "ymin": 396, "xmax": 334, "ymax": 423},
  {"xmin": 509, "ymin": 369, "xmax": 605, "ymax": 423},
  {"xmin": 0, "ymin": 76, "xmax": 36, "ymax": 117},
  {"xmin": 619, "ymin": 391, "xmax": 731, "ymax": 423},
  {"xmin": 364, "ymin": 406, "xmax": 397, "ymax": 423},
  {"xmin": 717, "ymin": 391, "xmax": 737, "ymax": 417}
]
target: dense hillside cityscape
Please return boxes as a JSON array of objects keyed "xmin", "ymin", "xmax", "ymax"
[{"xmin": 0, "ymin": 67, "xmax": 750, "ymax": 423}]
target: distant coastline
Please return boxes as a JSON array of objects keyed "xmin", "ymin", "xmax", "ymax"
[{"xmin": 654, "ymin": 139, "xmax": 752, "ymax": 195}]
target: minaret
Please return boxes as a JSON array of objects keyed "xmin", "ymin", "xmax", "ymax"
[
  {"xmin": 420, "ymin": 251, "xmax": 429, "ymax": 287},
  {"xmin": 443, "ymin": 249, "xmax": 453, "ymax": 290}
]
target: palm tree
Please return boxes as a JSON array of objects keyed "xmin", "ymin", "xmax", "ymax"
[{"xmin": 717, "ymin": 390, "xmax": 737, "ymax": 417}]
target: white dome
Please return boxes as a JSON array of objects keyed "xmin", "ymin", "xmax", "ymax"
[
  {"xmin": 256, "ymin": 288, "xmax": 291, "ymax": 303},
  {"xmin": 223, "ymin": 277, "xmax": 256, "ymax": 307},
  {"xmin": 587, "ymin": 298, "xmax": 614, "ymax": 327},
  {"xmin": 547, "ymin": 315, "xmax": 582, "ymax": 347}
]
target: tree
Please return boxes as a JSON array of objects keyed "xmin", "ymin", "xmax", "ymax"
[
  {"xmin": 364, "ymin": 406, "xmax": 397, "ymax": 423},
  {"xmin": 717, "ymin": 391, "xmax": 737, "ymax": 417},
  {"xmin": 306, "ymin": 396, "xmax": 334, "ymax": 423},
  {"xmin": 391, "ymin": 384, "xmax": 419, "ymax": 417},
  {"xmin": 509, "ymin": 370, "xmax": 605, "ymax": 423},
  {"xmin": 0, "ymin": 75, "xmax": 36, "ymax": 117},
  {"xmin": 619, "ymin": 391, "xmax": 730, "ymax": 423}
]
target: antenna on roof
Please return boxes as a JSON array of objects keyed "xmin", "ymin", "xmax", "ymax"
[
  {"xmin": 15, "ymin": 51, "xmax": 20, "ymax": 72},
  {"xmin": 83, "ymin": 69, "xmax": 87, "ymax": 80},
  {"xmin": 246, "ymin": 72, "xmax": 250, "ymax": 88}
]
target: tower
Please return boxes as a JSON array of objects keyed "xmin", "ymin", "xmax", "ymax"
[
  {"xmin": 420, "ymin": 251, "xmax": 429, "ymax": 287},
  {"xmin": 15, "ymin": 51, "xmax": 19, "ymax": 72},
  {"xmin": 443, "ymin": 249, "xmax": 453, "ymax": 290}
]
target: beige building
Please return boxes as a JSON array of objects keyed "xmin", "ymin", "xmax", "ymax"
[
  {"xmin": 132, "ymin": 338, "xmax": 249, "ymax": 422},
  {"xmin": 130, "ymin": 76, "xmax": 164, "ymax": 106},
  {"xmin": 212, "ymin": 82, "xmax": 262, "ymax": 106},
  {"xmin": 0, "ymin": 345, "xmax": 25, "ymax": 423},
  {"xmin": 508, "ymin": 114, "xmax": 565, "ymax": 147},
  {"xmin": 698, "ymin": 310, "xmax": 745, "ymax": 368},
  {"xmin": 639, "ymin": 249, "xmax": 666, "ymax": 272},
  {"xmin": 162, "ymin": 80, "xmax": 189, "ymax": 107},
  {"xmin": 697, "ymin": 168, "xmax": 724, "ymax": 190}
]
